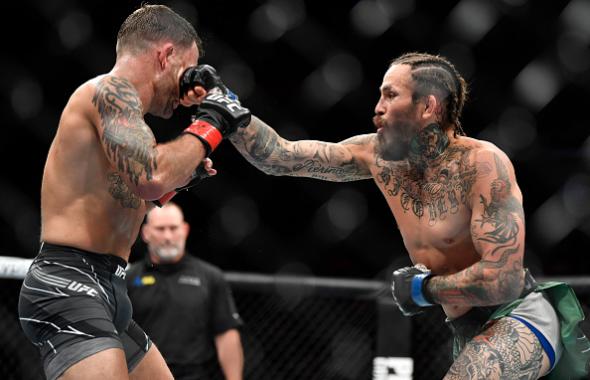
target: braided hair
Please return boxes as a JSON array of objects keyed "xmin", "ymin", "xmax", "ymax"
[{"xmin": 391, "ymin": 53, "xmax": 468, "ymax": 136}]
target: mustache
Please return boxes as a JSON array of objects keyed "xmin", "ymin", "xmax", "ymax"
[{"xmin": 373, "ymin": 115, "xmax": 385, "ymax": 129}]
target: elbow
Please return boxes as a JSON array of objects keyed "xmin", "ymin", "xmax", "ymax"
[
  {"xmin": 490, "ymin": 269, "xmax": 524, "ymax": 303},
  {"xmin": 503, "ymin": 281, "xmax": 523, "ymax": 302},
  {"xmin": 258, "ymin": 163, "xmax": 289, "ymax": 177},
  {"xmin": 261, "ymin": 167, "xmax": 282, "ymax": 177},
  {"xmin": 136, "ymin": 180, "xmax": 167, "ymax": 201}
]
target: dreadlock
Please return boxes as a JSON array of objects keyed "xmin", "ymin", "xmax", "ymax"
[{"xmin": 391, "ymin": 52, "xmax": 468, "ymax": 136}]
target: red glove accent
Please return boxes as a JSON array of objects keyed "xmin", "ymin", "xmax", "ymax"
[
  {"xmin": 153, "ymin": 191, "xmax": 177, "ymax": 207},
  {"xmin": 184, "ymin": 120, "xmax": 223, "ymax": 154}
]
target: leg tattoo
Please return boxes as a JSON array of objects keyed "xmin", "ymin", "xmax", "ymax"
[{"xmin": 444, "ymin": 317, "xmax": 545, "ymax": 380}]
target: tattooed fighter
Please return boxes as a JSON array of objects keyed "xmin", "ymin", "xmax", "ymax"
[
  {"xmin": 224, "ymin": 52, "xmax": 590, "ymax": 379},
  {"xmin": 18, "ymin": 4, "xmax": 249, "ymax": 380}
]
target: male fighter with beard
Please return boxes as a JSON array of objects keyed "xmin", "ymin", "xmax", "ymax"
[{"xmin": 223, "ymin": 53, "xmax": 589, "ymax": 378}]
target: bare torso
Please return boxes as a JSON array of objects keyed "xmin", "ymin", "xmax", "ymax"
[
  {"xmin": 368, "ymin": 137, "xmax": 491, "ymax": 318},
  {"xmin": 232, "ymin": 116, "xmax": 525, "ymax": 319},
  {"xmin": 41, "ymin": 77, "xmax": 147, "ymax": 260}
]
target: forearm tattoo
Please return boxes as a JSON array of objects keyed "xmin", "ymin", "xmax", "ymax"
[
  {"xmin": 445, "ymin": 318, "xmax": 543, "ymax": 379},
  {"xmin": 428, "ymin": 153, "xmax": 525, "ymax": 305},
  {"xmin": 230, "ymin": 117, "xmax": 372, "ymax": 181},
  {"xmin": 92, "ymin": 77, "xmax": 158, "ymax": 187}
]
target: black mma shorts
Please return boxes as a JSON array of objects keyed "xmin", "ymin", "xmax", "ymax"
[{"xmin": 18, "ymin": 242, "xmax": 152, "ymax": 380}]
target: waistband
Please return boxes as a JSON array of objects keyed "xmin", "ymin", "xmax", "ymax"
[{"xmin": 39, "ymin": 242, "xmax": 128, "ymax": 274}]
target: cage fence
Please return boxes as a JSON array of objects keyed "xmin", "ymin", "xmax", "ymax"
[{"xmin": 0, "ymin": 260, "xmax": 589, "ymax": 380}]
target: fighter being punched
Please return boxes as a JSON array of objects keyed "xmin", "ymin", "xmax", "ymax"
[
  {"xmin": 18, "ymin": 5, "xmax": 249, "ymax": 380},
  {"xmin": 202, "ymin": 52, "xmax": 588, "ymax": 379}
]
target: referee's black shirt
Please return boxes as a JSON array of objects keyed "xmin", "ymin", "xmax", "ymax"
[{"xmin": 126, "ymin": 253, "xmax": 242, "ymax": 380}]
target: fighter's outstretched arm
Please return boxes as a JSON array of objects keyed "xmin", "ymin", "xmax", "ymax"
[
  {"xmin": 229, "ymin": 116, "xmax": 375, "ymax": 182},
  {"xmin": 426, "ymin": 149, "xmax": 526, "ymax": 306}
]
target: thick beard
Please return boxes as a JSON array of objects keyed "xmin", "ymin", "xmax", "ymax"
[
  {"xmin": 377, "ymin": 133, "xmax": 409, "ymax": 161},
  {"xmin": 375, "ymin": 117, "xmax": 418, "ymax": 162}
]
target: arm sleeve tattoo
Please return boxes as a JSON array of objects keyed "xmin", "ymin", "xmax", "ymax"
[
  {"xmin": 92, "ymin": 76, "xmax": 158, "ymax": 188},
  {"xmin": 427, "ymin": 151, "xmax": 526, "ymax": 306},
  {"xmin": 229, "ymin": 116, "xmax": 374, "ymax": 182}
]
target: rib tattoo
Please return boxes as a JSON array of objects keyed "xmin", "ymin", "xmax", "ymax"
[{"xmin": 107, "ymin": 172, "xmax": 141, "ymax": 209}]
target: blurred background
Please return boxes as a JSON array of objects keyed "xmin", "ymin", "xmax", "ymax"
[{"xmin": 1, "ymin": 0, "xmax": 589, "ymax": 280}]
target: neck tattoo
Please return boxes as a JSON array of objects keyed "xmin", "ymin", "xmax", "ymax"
[{"xmin": 408, "ymin": 123, "xmax": 450, "ymax": 171}]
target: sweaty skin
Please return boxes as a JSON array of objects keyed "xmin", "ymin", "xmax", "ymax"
[
  {"xmin": 229, "ymin": 64, "xmax": 526, "ymax": 320},
  {"xmin": 41, "ymin": 41, "xmax": 209, "ymax": 260}
]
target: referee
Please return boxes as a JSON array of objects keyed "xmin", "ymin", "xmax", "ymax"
[{"xmin": 127, "ymin": 202, "xmax": 243, "ymax": 380}]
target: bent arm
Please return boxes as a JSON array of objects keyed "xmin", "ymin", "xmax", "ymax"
[
  {"xmin": 215, "ymin": 329, "xmax": 243, "ymax": 380},
  {"xmin": 229, "ymin": 116, "xmax": 375, "ymax": 182},
  {"xmin": 92, "ymin": 76, "xmax": 206, "ymax": 200},
  {"xmin": 426, "ymin": 150, "xmax": 525, "ymax": 306}
]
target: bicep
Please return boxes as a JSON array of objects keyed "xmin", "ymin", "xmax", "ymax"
[
  {"xmin": 92, "ymin": 76, "xmax": 158, "ymax": 188},
  {"xmin": 470, "ymin": 151, "xmax": 525, "ymax": 267}
]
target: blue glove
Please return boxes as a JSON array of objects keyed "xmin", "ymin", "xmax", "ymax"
[{"xmin": 391, "ymin": 264, "xmax": 435, "ymax": 316}]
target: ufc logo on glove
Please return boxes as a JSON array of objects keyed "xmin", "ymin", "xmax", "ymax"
[{"xmin": 205, "ymin": 93, "xmax": 246, "ymax": 113}]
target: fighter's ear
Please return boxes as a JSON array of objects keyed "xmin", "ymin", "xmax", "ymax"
[
  {"xmin": 156, "ymin": 42, "xmax": 175, "ymax": 70},
  {"xmin": 421, "ymin": 94, "xmax": 441, "ymax": 121}
]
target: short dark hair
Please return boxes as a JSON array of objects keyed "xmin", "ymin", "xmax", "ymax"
[
  {"xmin": 116, "ymin": 4, "xmax": 202, "ymax": 57},
  {"xmin": 391, "ymin": 53, "xmax": 468, "ymax": 136}
]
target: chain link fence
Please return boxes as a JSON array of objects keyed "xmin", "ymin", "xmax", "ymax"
[
  {"xmin": 1, "ymin": 268, "xmax": 589, "ymax": 379},
  {"xmin": 233, "ymin": 284, "xmax": 377, "ymax": 379}
]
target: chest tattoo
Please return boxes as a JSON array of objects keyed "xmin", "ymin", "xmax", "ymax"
[{"xmin": 377, "ymin": 146, "xmax": 478, "ymax": 225}]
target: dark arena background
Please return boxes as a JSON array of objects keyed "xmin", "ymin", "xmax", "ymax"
[{"xmin": 1, "ymin": 0, "xmax": 589, "ymax": 379}]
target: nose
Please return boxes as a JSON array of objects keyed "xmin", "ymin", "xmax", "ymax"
[
  {"xmin": 162, "ymin": 228, "xmax": 174, "ymax": 242},
  {"xmin": 374, "ymin": 97, "xmax": 385, "ymax": 115}
]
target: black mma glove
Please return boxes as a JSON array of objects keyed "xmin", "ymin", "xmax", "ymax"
[
  {"xmin": 179, "ymin": 65, "xmax": 250, "ymax": 155},
  {"xmin": 391, "ymin": 264, "xmax": 435, "ymax": 316},
  {"xmin": 153, "ymin": 163, "xmax": 212, "ymax": 207},
  {"xmin": 183, "ymin": 91, "xmax": 251, "ymax": 155},
  {"xmin": 179, "ymin": 64, "xmax": 228, "ymax": 97}
]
